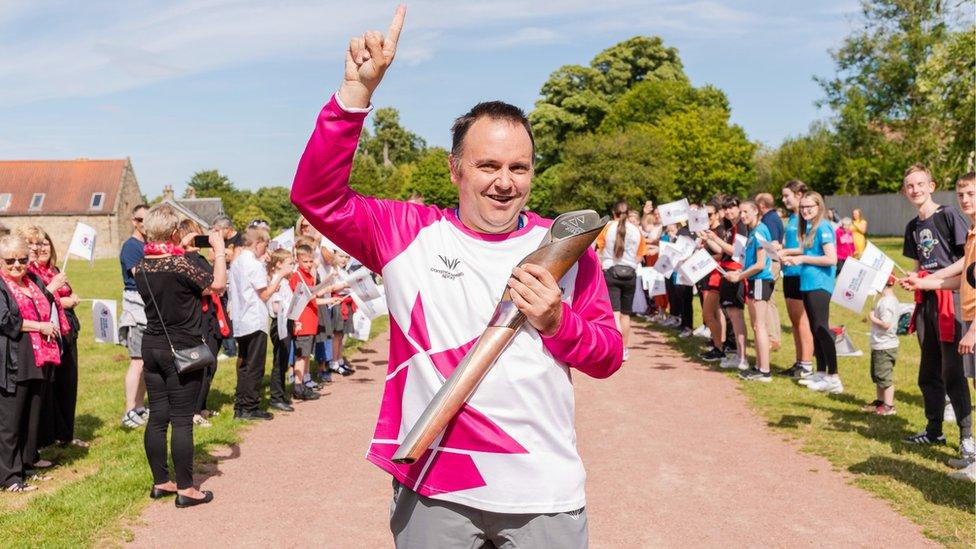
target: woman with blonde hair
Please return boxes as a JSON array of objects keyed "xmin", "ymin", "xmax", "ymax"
[
  {"xmin": 851, "ymin": 208, "xmax": 867, "ymax": 257},
  {"xmin": 17, "ymin": 225, "xmax": 84, "ymax": 448},
  {"xmin": 134, "ymin": 204, "xmax": 226, "ymax": 507},
  {"xmin": 782, "ymin": 192, "xmax": 840, "ymax": 393},
  {"xmin": 0, "ymin": 235, "xmax": 61, "ymax": 492}
]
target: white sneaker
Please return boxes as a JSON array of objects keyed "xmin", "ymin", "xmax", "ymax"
[
  {"xmin": 944, "ymin": 403, "xmax": 956, "ymax": 423},
  {"xmin": 960, "ymin": 437, "xmax": 975, "ymax": 462},
  {"xmin": 678, "ymin": 328, "xmax": 694, "ymax": 338},
  {"xmin": 808, "ymin": 376, "xmax": 844, "ymax": 394},
  {"xmin": 692, "ymin": 325, "xmax": 710, "ymax": 339},
  {"xmin": 948, "ymin": 461, "xmax": 976, "ymax": 482},
  {"xmin": 719, "ymin": 354, "xmax": 740, "ymax": 369},
  {"xmin": 622, "ymin": 348, "xmax": 629, "ymax": 361},
  {"xmin": 798, "ymin": 372, "xmax": 825, "ymax": 386},
  {"xmin": 735, "ymin": 358, "xmax": 751, "ymax": 371}
]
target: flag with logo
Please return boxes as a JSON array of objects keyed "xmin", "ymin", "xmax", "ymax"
[
  {"xmin": 759, "ymin": 238, "xmax": 781, "ymax": 262},
  {"xmin": 831, "ymin": 258, "xmax": 878, "ymax": 313},
  {"xmin": 91, "ymin": 299, "xmax": 118, "ymax": 344},
  {"xmin": 678, "ymin": 248, "xmax": 720, "ymax": 285},
  {"xmin": 674, "ymin": 235, "xmax": 697, "ymax": 261},
  {"xmin": 657, "ymin": 198, "xmax": 690, "ymax": 226},
  {"xmin": 343, "ymin": 268, "xmax": 382, "ymax": 301},
  {"xmin": 858, "ymin": 241, "xmax": 896, "ymax": 293},
  {"xmin": 641, "ymin": 268, "xmax": 667, "ymax": 297},
  {"xmin": 652, "ymin": 242, "xmax": 679, "ymax": 277},
  {"xmin": 66, "ymin": 222, "xmax": 97, "ymax": 263},
  {"xmin": 687, "ymin": 208, "xmax": 709, "ymax": 233},
  {"xmin": 287, "ymin": 280, "xmax": 314, "ymax": 321}
]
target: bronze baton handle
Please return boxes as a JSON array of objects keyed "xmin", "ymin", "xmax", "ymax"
[{"xmin": 391, "ymin": 210, "xmax": 609, "ymax": 464}]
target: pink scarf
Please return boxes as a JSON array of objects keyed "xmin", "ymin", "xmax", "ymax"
[
  {"xmin": 28, "ymin": 262, "xmax": 72, "ymax": 337},
  {"xmin": 0, "ymin": 273, "xmax": 60, "ymax": 367},
  {"xmin": 144, "ymin": 242, "xmax": 185, "ymax": 256}
]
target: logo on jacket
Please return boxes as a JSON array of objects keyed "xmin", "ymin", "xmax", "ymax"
[{"xmin": 431, "ymin": 255, "xmax": 464, "ymax": 280}]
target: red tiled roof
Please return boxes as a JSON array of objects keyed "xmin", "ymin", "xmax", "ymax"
[{"xmin": 0, "ymin": 159, "xmax": 128, "ymax": 215}]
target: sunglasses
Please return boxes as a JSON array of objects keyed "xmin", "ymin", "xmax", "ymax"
[
  {"xmin": 3, "ymin": 257, "xmax": 29, "ymax": 266},
  {"xmin": 133, "ymin": 217, "xmax": 144, "ymax": 222}
]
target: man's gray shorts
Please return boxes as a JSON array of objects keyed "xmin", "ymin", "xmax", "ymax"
[
  {"xmin": 390, "ymin": 479, "xmax": 588, "ymax": 549},
  {"xmin": 124, "ymin": 324, "xmax": 146, "ymax": 359}
]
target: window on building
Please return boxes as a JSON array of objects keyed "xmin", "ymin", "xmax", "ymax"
[
  {"xmin": 90, "ymin": 192, "xmax": 105, "ymax": 210},
  {"xmin": 29, "ymin": 193, "xmax": 45, "ymax": 211},
  {"xmin": 0, "ymin": 193, "xmax": 10, "ymax": 211}
]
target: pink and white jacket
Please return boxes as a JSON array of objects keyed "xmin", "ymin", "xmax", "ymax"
[{"xmin": 292, "ymin": 95, "xmax": 623, "ymax": 513}]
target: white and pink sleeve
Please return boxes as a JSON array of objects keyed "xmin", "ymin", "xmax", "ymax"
[{"xmin": 291, "ymin": 95, "xmax": 442, "ymax": 273}]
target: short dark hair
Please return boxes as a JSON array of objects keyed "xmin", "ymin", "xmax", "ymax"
[
  {"xmin": 722, "ymin": 196, "xmax": 740, "ymax": 209},
  {"xmin": 132, "ymin": 203, "xmax": 149, "ymax": 215},
  {"xmin": 450, "ymin": 101, "xmax": 534, "ymax": 169}
]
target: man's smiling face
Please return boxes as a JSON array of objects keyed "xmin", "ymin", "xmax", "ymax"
[{"xmin": 450, "ymin": 117, "xmax": 533, "ymax": 234}]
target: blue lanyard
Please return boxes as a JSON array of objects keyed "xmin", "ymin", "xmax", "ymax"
[{"xmin": 455, "ymin": 208, "xmax": 524, "ymax": 230}]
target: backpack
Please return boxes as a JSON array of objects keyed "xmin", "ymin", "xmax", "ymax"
[{"xmin": 895, "ymin": 302, "xmax": 915, "ymax": 336}]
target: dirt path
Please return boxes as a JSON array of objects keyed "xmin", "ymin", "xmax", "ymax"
[{"xmin": 128, "ymin": 325, "xmax": 934, "ymax": 548}]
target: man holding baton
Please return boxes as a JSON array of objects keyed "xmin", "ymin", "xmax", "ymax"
[{"xmin": 290, "ymin": 6, "xmax": 622, "ymax": 547}]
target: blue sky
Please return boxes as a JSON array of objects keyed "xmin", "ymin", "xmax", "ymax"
[{"xmin": 0, "ymin": 0, "xmax": 866, "ymax": 198}]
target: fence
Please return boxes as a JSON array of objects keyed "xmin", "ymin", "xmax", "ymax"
[{"xmin": 824, "ymin": 191, "xmax": 960, "ymax": 236}]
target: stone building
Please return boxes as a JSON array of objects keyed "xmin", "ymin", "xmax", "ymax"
[{"xmin": 0, "ymin": 158, "xmax": 144, "ymax": 259}]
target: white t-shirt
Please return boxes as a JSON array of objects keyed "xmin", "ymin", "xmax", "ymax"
[
  {"xmin": 598, "ymin": 221, "xmax": 645, "ymax": 269},
  {"xmin": 870, "ymin": 294, "xmax": 900, "ymax": 350},
  {"xmin": 228, "ymin": 249, "xmax": 269, "ymax": 336}
]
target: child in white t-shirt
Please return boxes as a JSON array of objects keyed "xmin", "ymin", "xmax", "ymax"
[
  {"xmin": 267, "ymin": 249, "xmax": 296, "ymax": 410},
  {"xmin": 866, "ymin": 276, "xmax": 900, "ymax": 416}
]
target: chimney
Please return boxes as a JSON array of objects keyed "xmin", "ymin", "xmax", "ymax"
[
  {"xmin": 162, "ymin": 185, "xmax": 174, "ymax": 201},
  {"xmin": 185, "ymin": 186, "xmax": 197, "ymax": 199}
]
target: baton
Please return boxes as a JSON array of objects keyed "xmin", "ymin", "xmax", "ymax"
[{"xmin": 391, "ymin": 210, "xmax": 609, "ymax": 464}]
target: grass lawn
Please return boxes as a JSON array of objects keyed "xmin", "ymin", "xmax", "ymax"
[
  {"xmin": 0, "ymin": 257, "xmax": 388, "ymax": 547},
  {"xmin": 651, "ymin": 236, "xmax": 975, "ymax": 548}
]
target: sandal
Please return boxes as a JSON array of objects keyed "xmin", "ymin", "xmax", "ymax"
[
  {"xmin": 31, "ymin": 460, "xmax": 55, "ymax": 470},
  {"xmin": 4, "ymin": 482, "xmax": 37, "ymax": 493},
  {"xmin": 28, "ymin": 473, "xmax": 52, "ymax": 482}
]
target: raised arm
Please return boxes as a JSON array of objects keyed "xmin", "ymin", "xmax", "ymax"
[{"xmin": 291, "ymin": 6, "xmax": 441, "ymax": 273}]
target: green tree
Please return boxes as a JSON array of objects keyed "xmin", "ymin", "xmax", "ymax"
[
  {"xmin": 552, "ymin": 125, "xmax": 676, "ymax": 214},
  {"xmin": 646, "ymin": 107, "xmax": 756, "ymax": 201},
  {"xmin": 248, "ymin": 186, "xmax": 296, "ymax": 232},
  {"xmin": 399, "ymin": 148, "xmax": 456, "ymax": 207},
  {"xmin": 753, "ymin": 123, "xmax": 841, "ymax": 195},
  {"xmin": 232, "ymin": 203, "xmax": 269, "ymax": 234},
  {"xmin": 362, "ymin": 107, "xmax": 426, "ymax": 167},
  {"xmin": 815, "ymin": 0, "xmax": 973, "ymax": 188},
  {"xmin": 525, "ymin": 163, "xmax": 561, "ymax": 218},
  {"xmin": 529, "ymin": 36, "xmax": 686, "ymax": 167},
  {"xmin": 599, "ymin": 79, "xmax": 729, "ymax": 132},
  {"xmin": 349, "ymin": 153, "xmax": 398, "ymax": 199}
]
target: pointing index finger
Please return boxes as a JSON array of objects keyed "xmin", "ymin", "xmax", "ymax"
[{"xmin": 384, "ymin": 4, "xmax": 406, "ymax": 54}]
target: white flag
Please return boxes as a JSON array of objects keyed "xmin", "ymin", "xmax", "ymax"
[
  {"xmin": 687, "ymin": 208, "xmax": 710, "ymax": 233},
  {"xmin": 270, "ymin": 228, "xmax": 295, "ymax": 252},
  {"xmin": 653, "ymin": 243, "xmax": 679, "ymax": 277},
  {"xmin": 674, "ymin": 235, "xmax": 697, "ymax": 261},
  {"xmin": 642, "ymin": 269, "xmax": 667, "ymax": 296},
  {"xmin": 343, "ymin": 268, "xmax": 381, "ymax": 301},
  {"xmin": 351, "ymin": 310, "xmax": 372, "ymax": 341},
  {"xmin": 91, "ymin": 299, "xmax": 118, "ymax": 344},
  {"xmin": 831, "ymin": 258, "xmax": 878, "ymax": 313},
  {"xmin": 678, "ymin": 248, "xmax": 720, "ymax": 286},
  {"xmin": 731, "ymin": 234, "xmax": 748, "ymax": 264},
  {"xmin": 759, "ymin": 239, "xmax": 781, "ymax": 262},
  {"xmin": 67, "ymin": 222, "xmax": 97, "ymax": 262},
  {"xmin": 351, "ymin": 288, "xmax": 388, "ymax": 320},
  {"xmin": 657, "ymin": 198, "xmax": 690, "ymax": 226},
  {"xmin": 858, "ymin": 241, "xmax": 895, "ymax": 293},
  {"xmin": 287, "ymin": 281, "xmax": 314, "ymax": 321}
]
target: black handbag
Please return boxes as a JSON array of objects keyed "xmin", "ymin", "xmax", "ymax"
[
  {"xmin": 141, "ymin": 269, "xmax": 213, "ymax": 375},
  {"xmin": 608, "ymin": 264, "xmax": 637, "ymax": 281}
]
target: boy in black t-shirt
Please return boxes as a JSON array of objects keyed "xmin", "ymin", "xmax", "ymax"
[{"xmin": 900, "ymin": 164, "xmax": 972, "ymax": 449}]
